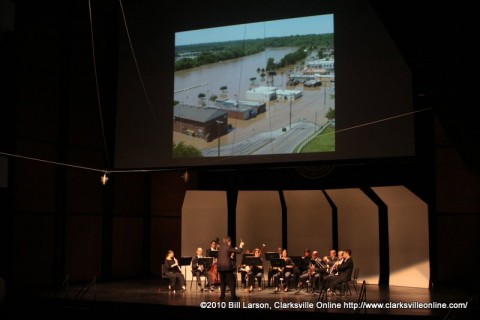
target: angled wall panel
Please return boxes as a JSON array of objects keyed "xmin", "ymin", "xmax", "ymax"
[
  {"xmin": 236, "ymin": 191, "xmax": 282, "ymax": 255},
  {"xmin": 372, "ymin": 186, "xmax": 429, "ymax": 288},
  {"xmin": 182, "ymin": 190, "xmax": 228, "ymax": 276},
  {"xmin": 325, "ymin": 188, "xmax": 380, "ymax": 284},
  {"xmin": 284, "ymin": 190, "xmax": 332, "ymax": 256}
]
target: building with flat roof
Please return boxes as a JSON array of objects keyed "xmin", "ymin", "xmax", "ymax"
[
  {"xmin": 245, "ymin": 86, "xmax": 277, "ymax": 102},
  {"xmin": 275, "ymin": 89, "xmax": 303, "ymax": 100},
  {"xmin": 173, "ymin": 104, "xmax": 228, "ymax": 141}
]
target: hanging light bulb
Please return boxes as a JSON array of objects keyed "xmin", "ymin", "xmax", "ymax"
[
  {"xmin": 181, "ymin": 170, "xmax": 189, "ymax": 182},
  {"xmin": 101, "ymin": 172, "xmax": 109, "ymax": 185}
]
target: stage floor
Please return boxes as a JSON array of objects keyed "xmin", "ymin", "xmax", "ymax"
[{"xmin": 5, "ymin": 278, "xmax": 478, "ymax": 319}]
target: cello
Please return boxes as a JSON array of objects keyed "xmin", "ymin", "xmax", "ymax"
[{"xmin": 208, "ymin": 239, "xmax": 220, "ymax": 286}]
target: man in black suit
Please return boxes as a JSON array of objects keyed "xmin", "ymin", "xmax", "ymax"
[
  {"xmin": 191, "ymin": 247, "xmax": 214, "ymax": 291},
  {"xmin": 325, "ymin": 249, "xmax": 353, "ymax": 295},
  {"xmin": 217, "ymin": 236, "xmax": 244, "ymax": 300}
]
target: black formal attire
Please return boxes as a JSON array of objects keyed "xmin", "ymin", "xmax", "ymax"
[
  {"xmin": 246, "ymin": 258, "xmax": 264, "ymax": 289},
  {"xmin": 191, "ymin": 255, "xmax": 213, "ymax": 289},
  {"xmin": 273, "ymin": 257, "xmax": 294, "ymax": 291},
  {"xmin": 267, "ymin": 252, "xmax": 282, "ymax": 287},
  {"xmin": 206, "ymin": 247, "xmax": 219, "ymax": 286},
  {"xmin": 217, "ymin": 243, "xmax": 242, "ymax": 299},
  {"xmin": 325, "ymin": 256, "xmax": 339, "ymax": 273},
  {"xmin": 324, "ymin": 257, "xmax": 354, "ymax": 292},
  {"xmin": 298, "ymin": 258, "xmax": 328, "ymax": 291},
  {"xmin": 164, "ymin": 258, "xmax": 186, "ymax": 289}
]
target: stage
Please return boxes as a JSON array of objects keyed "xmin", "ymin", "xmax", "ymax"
[{"xmin": 3, "ymin": 277, "xmax": 478, "ymax": 319}]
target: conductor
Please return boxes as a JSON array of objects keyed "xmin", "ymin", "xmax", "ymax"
[{"xmin": 217, "ymin": 236, "xmax": 244, "ymax": 300}]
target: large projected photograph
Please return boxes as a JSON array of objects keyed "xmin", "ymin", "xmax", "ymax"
[
  {"xmin": 115, "ymin": 0, "xmax": 415, "ymax": 169},
  {"xmin": 173, "ymin": 14, "xmax": 335, "ymax": 159}
]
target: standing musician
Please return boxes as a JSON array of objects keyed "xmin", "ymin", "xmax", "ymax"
[
  {"xmin": 191, "ymin": 247, "xmax": 214, "ymax": 292},
  {"xmin": 217, "ymin": 236, "xmax": 244, "ymax": 300},
  {"xmin": 245, "ymin": 246, "xmax": 265, "ymax": 292},
  {"xmin": 206, "ymin": 239, "xmax": 220, "ymax": 287},
  {"xmin": 164, "ymin": 250, "xmax": 186, "ymax": 292},
  {"xmin": 272, "ymin": 249, "xmax": 295, "ymax": 292}
]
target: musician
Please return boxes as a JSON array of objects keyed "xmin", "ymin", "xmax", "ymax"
[
  {"xmin": 164, "ymin": 250, "xmax": 186, "ymax": 292},
  {"xmin": 217, "ymin": 236, "xmax": 244, "ymax": 300},
  {"xmin": 238, "ymin": 249, "xmax": 252, "ymax": 289},
  {"xmin": 330, "ymin": 250, "xmax": 344, "ymax": 276},
  {"xmin": 206, "ymin": 239, "xmax": 219, "ymax": 258},
  {"xmin": 206, "ymin": 239, "xmax": 220, "ymax": 287},
  {"xmin": 323, "ymin": 249, "xmax": 338, "ymax": 273},
  {"xmin": 246, "ymin": 247, "xmax": 264, "ymax": 292},
  {"xmin": 323, "ymin": 249, "xmax": 353, "ymax": 296},
  {"xmin": 272, "ymin": 249, "xmax": 295, "ymax": 292},
  {"xmin": 191, "ymin": 247, "xmax": 214, "ymax": 292},
  {"xmin": 300, "ymin": 249, "xmax": 312, "ymax": 275},
  {"xmin": 267, "ymin": 246, "xmax": 283, "ymax": 287},
  {"xmin": 297, "ymin": 250, "xmax": 327, "ymax": 291}
]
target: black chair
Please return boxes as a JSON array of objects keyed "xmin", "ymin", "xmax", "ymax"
[
  {"xmin": 161, "ymin": 264, "xmax": 173, "ymax": 290},
  {"xmin": 342, "ymin": 267, "xmax": 359, "ymax": 295}
]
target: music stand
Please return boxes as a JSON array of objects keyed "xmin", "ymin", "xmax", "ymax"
[
  {"xmin": 198, "ymin": 257, "xmax": 213, "ymax": 270},
  {"xmin": 270, "ymin": 258, "xmax": 286, "ymax": 293},
  {"xmin": 243, "ymin": 256, "xmax": 261, "ymax": 266},
  {"xmin": 290, "ymin": 256, "xmax": 303, "ymax": 269},
  {"xmin": 241, "ymin": 253, "xmax": 254, "ymax": 263},
  {"xmin": 208, "ymin": 250, "xmax": 218, "ymax": 258},
  {"xmin": 270, "ymin": 258, "xmax": 286, "ymax": 268},
  {"xmin": 179, "ymin": 256, "xmax": 192, "ymax": 282},
  {"xmin": 264, "ymin": 252, "xmax": 279, "ymax": 261}
]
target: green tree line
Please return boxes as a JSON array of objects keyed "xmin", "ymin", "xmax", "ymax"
[{"xmin": 175, "ymin": 33, "xmax": 333, "ymax": 71}]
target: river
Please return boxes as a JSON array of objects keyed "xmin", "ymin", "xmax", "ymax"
[{"xmin": 174, "ymin": 47, "xmax": 297, "ymax": 104}]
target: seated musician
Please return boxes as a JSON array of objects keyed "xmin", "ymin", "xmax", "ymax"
[
  {"xmin": 238, "ymin": 249, "xmax": 252, "ymax": 289},
  {"xmin": 273, "ymin": 249, "xmax": 295, "ymax": 292},
  {"xmin": 245, "ymin": 247, "xmax": 264, "ymax": 292},
  {"xmin": 323, "ymin": 249, "xmax": 338, "ymax": 274},
  {"xmin": 324, "ymin": 249, "xmax": 353, "ymax": 296},
  {"xmin": 300, "ymin": 249, "xmax": 312, "ymax": 275},
  {"xmin": 297, "ymin": 250, "xmax": 328, "ymax": 291},
  {"xmin": 191, "ymin": 247, "xmax": 214, "ymax": 292},
  {"xmin": 267, "ymin": 246, "xmax": 283, "ymax": 287},
  {"xmin": 164, "ymin": 250, "xmax": 186, "ymax": 292}
]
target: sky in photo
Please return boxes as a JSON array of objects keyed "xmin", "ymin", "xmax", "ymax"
[{"xmin": 175, "ymin": 14, "xmax": 333, "ymax": 46}]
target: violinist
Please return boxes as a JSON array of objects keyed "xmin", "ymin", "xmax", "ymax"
[{"xmin": 164, "ymin": 250, "xmax": 186, "ymax": 292}]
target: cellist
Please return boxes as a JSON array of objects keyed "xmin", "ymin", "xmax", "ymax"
[{"xmin": 206, "ymin": 239, "xmax": 220, "ymax": 287}]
